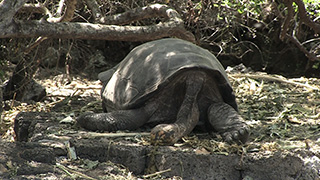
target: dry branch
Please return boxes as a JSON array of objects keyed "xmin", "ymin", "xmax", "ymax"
[
  {"xmin": 103, "ymin": 4, "xmax": 180, "ymax": 25},
  {"xmin": 84, "ymin": 0, "xmax": 107, "ymax": 24},
  {"xmin": 284, "ymin": 34, "xmax": 318, "ymax": 61},
  {"xmin": 56, "ymin": 163, "xmax": 97, "ymax": 180},
  {"xmin": 22, "ymin": 0, "xmax": 77, "ymax": 54},
  {"xmin": 18, "ymin": 3, "xmax": 52, "ymax": 17},
  {"xmin": 59, "ymin": 0, "xmax": 77, "ymax": 22},
  {"xmin": 0, "ymin": 2, "xmax": 195, "ymax": 43},
  {"xmin": 280, "ymin": 0, "xmax": 320, "ymax": 62},
  {"xmin": 84, "ymin": 132, "xmax": 150, "ymax": 138},
  {"xmin": 0, "ymin": 0, "xmax": 27, "ymax": 29},
  {"xmin": 280, "ymin": 0, "xmax": 294, "ymax": 41},
  {"xmin": 143, "ymin": 168, "xmax": 172, "ymax": 178},
  {"xmin": 293, "ymin": 0, "xmax": 320, "ymax": 34},
  {"xmin": 232, "ymin": 73, "xmax": 319, "ymax": 91},
  {"xmin": 1, "ymin": 20, "xmax": 192, "ymax": 42}
]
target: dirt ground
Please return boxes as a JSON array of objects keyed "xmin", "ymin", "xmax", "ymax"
[{"xmin": 1, "ymin": 65, "xmax": 320, "ymax": 179}]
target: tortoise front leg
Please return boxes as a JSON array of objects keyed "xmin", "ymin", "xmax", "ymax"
[
  {"xmin": 77, "ymin": 108, "xmax": 149, "ymax": 132},
  {"xmin": 208, "ymin": 102, "xmax": 249, "ymax": 144},
  {"xmin": 150, "ymin": 72, "xmax": 204, "ymax": 145}
]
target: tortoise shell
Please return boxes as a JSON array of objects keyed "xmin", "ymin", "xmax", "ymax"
[{"xmin": 100, "ymin": 38, "xmax": 237, "ymax": 112}]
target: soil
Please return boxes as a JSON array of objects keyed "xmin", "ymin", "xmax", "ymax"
[{"xmin": 1, "ymin": 65, "xmax": 320, "ymax": 179}]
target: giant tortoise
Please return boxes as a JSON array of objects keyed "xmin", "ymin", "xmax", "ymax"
[{"xmin": 77, "ymin": 38, "xmax": 249, "ymax": 145}]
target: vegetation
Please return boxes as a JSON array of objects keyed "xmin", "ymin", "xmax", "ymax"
[
  {"xmin": 1, "ymin": 0, "xmax": 319, "ymax": 149},
  {"xmin": 0, "ymin": 0, "xmax": 320, "ymax": 179},
  {"xmin": 0, "ymin": 0, "xmax": 319, "ymax": 79}
]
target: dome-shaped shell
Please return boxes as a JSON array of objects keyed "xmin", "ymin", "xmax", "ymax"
[{"xmin": 100, "ymin": 38, "xmax": 238, "ymax": 111}]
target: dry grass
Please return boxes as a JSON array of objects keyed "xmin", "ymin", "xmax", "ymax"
[{"xmin": 1, "ymin": 69, "xmax": 320, "ymax": 179}]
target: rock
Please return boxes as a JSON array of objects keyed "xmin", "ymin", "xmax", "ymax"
[
  {"xmin": 41, "ymin": 47, "xmax": 60, "ymax": 68},
  {"xmin": 90, "ymin": 50, "xmax": 108, "ymax": 68},
  {"xmin": 3, "ymin": 78, "xmax": 46, "ymax": 102},
  {"xmin": 6, "ymin": 112, "xmax": 320, "ymax": 179},
  {"xmin": 149, "ymin": 148, "xmax": 241, "ymax": 179},
  {"xmin": 242, "ymin": 151, "xmax": 304, "ymax": 180},
  {"xmin": 73, "ymin": 138, "xmax": 147, "ymax": 174},
  {"xmin": 0, "ymin": 141, "xmax": 57, "ymax": 178},
  {"xmin": 21, "ymin": 79, "xmax": 46, "ymax": 102}
]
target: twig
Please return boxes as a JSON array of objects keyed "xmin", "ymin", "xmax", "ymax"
[
  {"xmin": 46, "ymin": 88, "xmax": 81, "ymax": 106},
  {"xmin": 231, "ymin": 73, "xmax": 319, "ymax": 91},
  {"xmin": 284, "ymin": 34, "xmax": 318, "ymax": 62},
  {"xmin": 85, "ymin": 132, "xmax": 150, "ymax": 138},
  {"xmin": 56, "ymin": 163, "xmax": 75, "ymax": 178},
  {"xmin": 143, "ymin": 168, "xmax": 172, "ymax": 178},
  {"xmin": 24, "ymin": 36, "xmax": 48, "ymax": 54},
  {"xmin": 56, "ymin": 163, "xmax": 98, "ymax": 180}
]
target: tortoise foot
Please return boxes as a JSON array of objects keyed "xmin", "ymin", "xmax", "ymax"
[
  {"xmin": 222, "ymin": 124, "xmax": 249, "ymax": 144},
  {"xmin": 150, "ymin": 124, "xmax": 181, "ymax": 145}
]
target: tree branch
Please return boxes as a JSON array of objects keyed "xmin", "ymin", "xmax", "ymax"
[
  {"xmin": 293, "ymin": 0, "xmax": 320, "ymax": 34},
  {"xmin": 280, "ymin": 0, "xmax": 294, "ymax": 41},
  {"xmin": 56, "ymin": 0, "xmax": 66, "ymax": 17},
  {"xmin": 52, "ymin": 0, "xmax": 77, "ymax": 23},
  {"xmin": 0, "ymin": 3, "xmax": 195, "ymax": 43},
  {"xmin": 285, "ymin": 34, "xmax": 318, "ymax": 61},
  {"xmin": 280, "ymin": 0, "xmax": 320, "ymax": 62},
  {"xmin": 0, "ymin": 0, "xmax": 27, "ymax": 29},
  {"xmin": 84, "ymin": 0, "xmax": 107, "ymax": 24},
  {"xmin": 103, "ymin": 4, "xmax": 181, "ymax": 25},
  {"xmin": 22, "ymin": 0, "xmax": 77, "ymax": 54},
  {"xmin": 18, "ymin": 3, "xmax": 52, "ymax": 18},
  {"xmin": 0, "ymin": 20, "xmax": 193, "ymax": 42}
]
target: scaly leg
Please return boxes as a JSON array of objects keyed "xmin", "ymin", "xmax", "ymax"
[
  {"xmin": 208, "ymin": 102, "xmax": 249, "ymax": 144},
  {"xmin": 77, "ymin": 108, "xmax": 149, "ymax": 131},
  {"xmin": 150, "ymin": 72, "xmax": 204, "ymax": 145}
]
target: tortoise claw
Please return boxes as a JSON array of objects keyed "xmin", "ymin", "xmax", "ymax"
[
  {"xmin": 150, "ymin": 124, "xmax": 181, "ymax": 145},
  {"xmin": 222, "ymin": 126, "xmax": 249, "ymax": 144}
]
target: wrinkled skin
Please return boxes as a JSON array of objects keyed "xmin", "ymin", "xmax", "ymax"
[{"xmin": 77, "ymin": 38, "xmax": 249, "ymax": 145}]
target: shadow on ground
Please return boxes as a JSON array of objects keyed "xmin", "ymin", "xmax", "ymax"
[{"xmin": 1, "ymin": 71, "xmax": 320, "ymax": 179}]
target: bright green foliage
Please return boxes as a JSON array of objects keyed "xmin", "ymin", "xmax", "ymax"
[
  {"xmin": 302, "ymin": 0, "xmax": 320, "ymax": 17},
  {"xmin": 220, "ymin": 0, "xmax": 265, "ymax": 15},
  {"xmin": 214, "ymin": 0, "xmax": 320, "ymax": 18}
]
